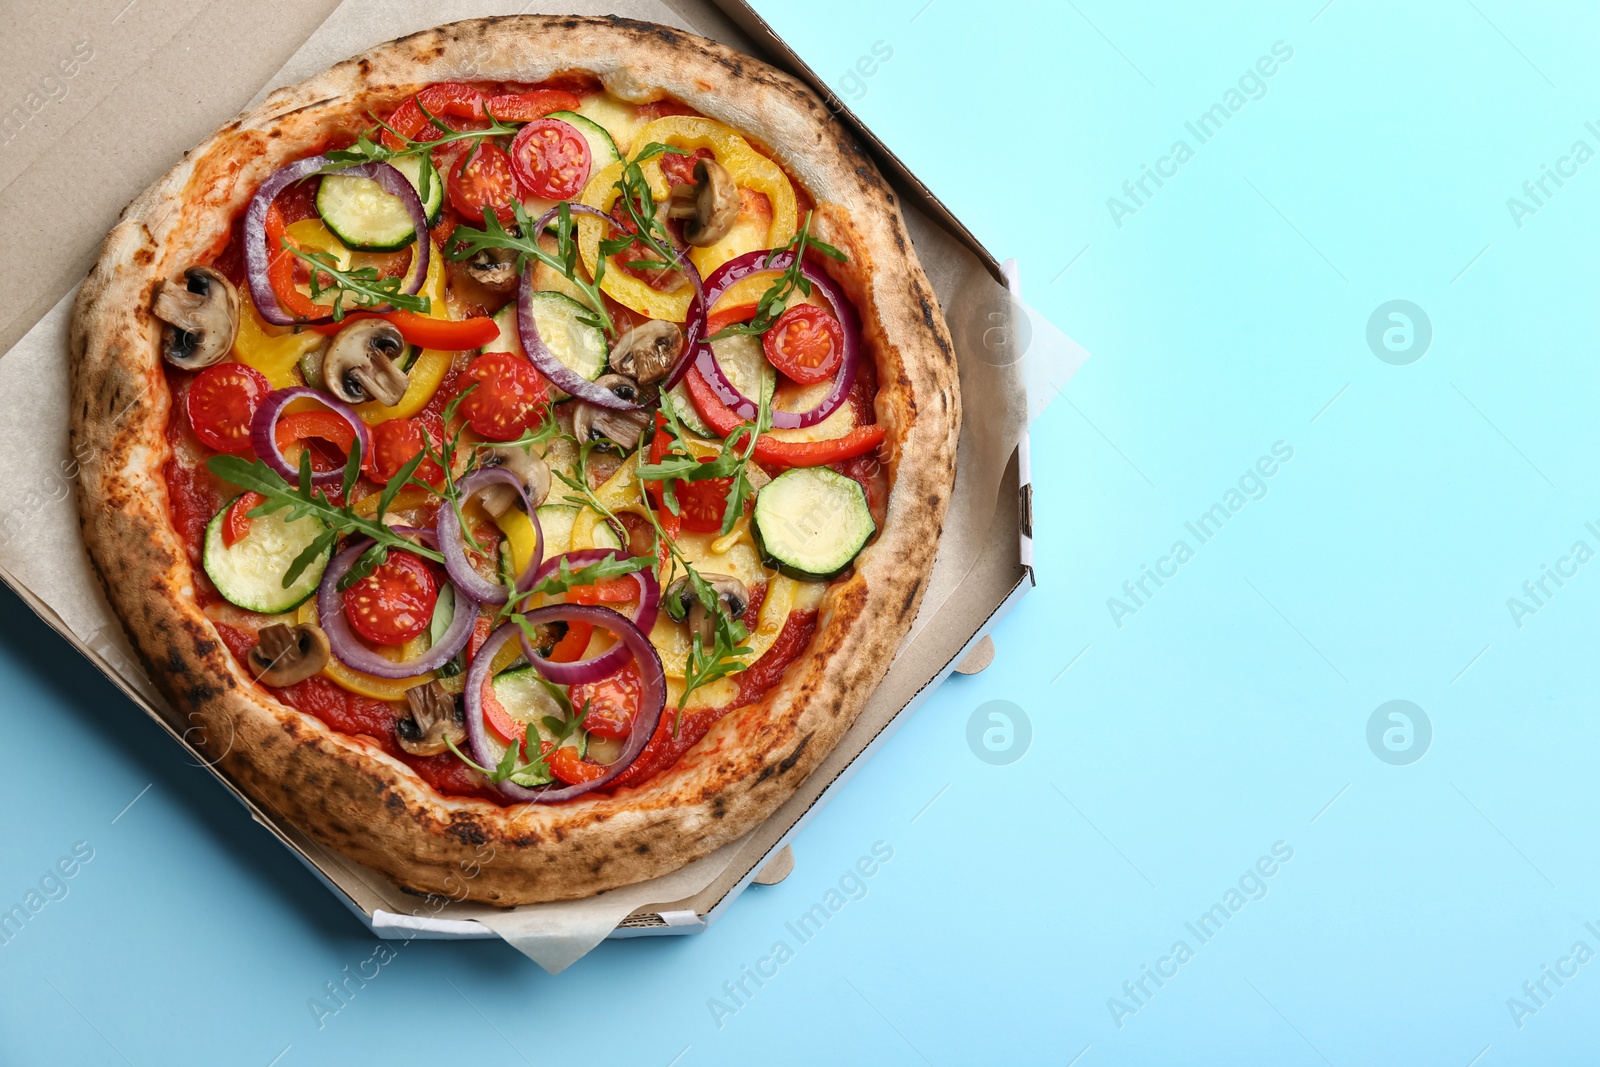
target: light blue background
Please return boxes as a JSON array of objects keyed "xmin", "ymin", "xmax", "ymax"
[{"xmin": 4, "ymin": 1, "xmax": 1598, "ymax": 1063}]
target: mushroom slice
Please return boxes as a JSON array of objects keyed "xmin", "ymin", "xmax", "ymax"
[
  {"xmin": 663, "ymin": 572, "xmax": 750, "ymax": 645},
  {"xmin": 464, "ymin": 247, "xmax": 519, "ymax": 293},
  {"xmin": 610, "ymin": 320, "xmax": 683, "ymax": 385},
  {"xmin": 322, "ymin": 318, "xmax": 409, "ymax": 406},
  {"xmin": 666, "ymin": 158, "xmax": 739, "ymax": 247},
  {"xmin": 573, "ymin": 374, "xmax": 655, "ymax": 451},
  {"xmin": 152, "ymin": 266, "xmax": 241, "ymax": 370},
  {"xmin": 247, "ymin": 623, "xmax": 330, "ymax": 687},
  {"xmin": 476, "ymin": 445, "xmax": 551, "ymax": 518},
  {"xmin": 396, "ymin": 682, "xmax": 466, "ymax": 757}
]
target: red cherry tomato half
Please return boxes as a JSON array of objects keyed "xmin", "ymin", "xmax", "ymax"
[
  {"xmin": 569, "ymin": 660, "xmax": 643, "ymax": 740},
  {"xmin": 509, "ymin": 118, "xmax": 592, "ymax": 200},
  {"xmin": 370, "ymin": 414, "xmax": 446, "ymax": 486},
  {"xmin": 185, "ymin": 363, "xmax": 270, "ymax": 453},
  {"xmin": 763, "ymin": 303, "xmax": 844, "ymax": 385},
  {"xmin": 221, "ymin": 491, "xmax": 265, "ymax": 548},
  {"xmin": 455, "ymin": 351, "xmax": 549, "ymax": 441},
  {"xmin": 645, "ymin": 416, "xmax": 733, "ymax": 533},
  {"xmin": 343, "ymin": 550, "xmax": 438, "ymax": 647},
  {"xmin": 447, "ymin": 142, "xmax": 520, "ymax": 224}
]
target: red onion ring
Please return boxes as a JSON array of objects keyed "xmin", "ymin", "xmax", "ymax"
[
  {"xmin": 249, "ymin": 386, "xmax": 372, "ymax": 487},
  {"xmin": 315, "ymin": 529, "xmax": 478, "ymax": 678},
  {"xmin": 434, "ymin": 467, "xmax": 543, "ymax": 605},
  {"xmin": 463, "ymin": 609, "xmax": 666, "ymax": 803},
  {"xmin": 517, "ymin": 549, "xmax": 661, "ymax": 684},
  {"xmin": 245, "ymin": 154, "xmax": 431, "ymax": 327},
  {"xmin": 517, "ymin": 204, "xmax": 706, "ymax": 407},
  {"xmin": 688, "ymin": 248, "xmax": 860, "ymax": 429}
]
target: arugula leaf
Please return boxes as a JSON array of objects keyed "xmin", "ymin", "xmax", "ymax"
[
  {"xmin": 208, "ymin": 454, "xmax": 445, "ymax": 588},
  {"xmin": 376, "ymin": 448, "xmax": 426, "ymax": 522},
  {"xmin": 320, "ymin": 106, "xmax": 521, "ymax": 177},
  {"xmin": 283, "ymin": 242, "xmax": 430, "ymax": 321},
  {"xmin": 444, "ymin": 200, "xmax": 615, "ymax": 338},
  {"xmin": 515, "ymin": 553, "xmax": 654, "ymax": 607},
  {"xmin": 708, "ymin": 211, "xmax": 848, "ymax": 340},
  {"xmin": 340, "ymin": 435, "xmax": 364, "ymax": 501}
]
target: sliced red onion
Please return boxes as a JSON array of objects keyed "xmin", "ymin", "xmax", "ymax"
[
  {"xmin": 517, "ymin": 549, "xmax": 660, "ymax": 683},
  {"xmin": 249, "ymin": 386, "xmax": 372, "ymax": 487},
  {"xmin": 316, "ymin": 531, "xmax": 477, "ymax": 679},
  {"xmin": 434, "ymin": 467, "xmax": 543, "ymax": 606},
  {"xmin": 515, "ymin": 204, "xmax": 706, "ymax": 407},
  {"xmin": 463, "ymin": 608, "xmax": 666, "ymax": 803},
  {"xmin": 245, "ymin": 154, "xmax": 431, "ymax": 326},
  {"xmin": 689, "ymin": 248, "xmax": 860, "ymax": 429}
]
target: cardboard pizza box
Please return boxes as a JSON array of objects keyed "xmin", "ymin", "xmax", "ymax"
[{"xmin": 0, "ymin": 0, "xmax": 1084, "ymax": 971}]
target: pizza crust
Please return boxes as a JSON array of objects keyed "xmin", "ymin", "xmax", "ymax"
[{"xmin": 70, "ymin": 15, "xmax": 959, "ymax": 904}]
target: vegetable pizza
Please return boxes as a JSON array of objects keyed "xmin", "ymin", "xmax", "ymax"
[{"xmin": 69, "ymin": 16, "xmax": 957, "ymax": 904}]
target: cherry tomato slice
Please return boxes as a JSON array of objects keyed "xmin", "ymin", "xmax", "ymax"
[
  {"xmin": 343, "ymin": 550, "xmax": 439, "ymax": 647},
  {"xmin": 221, "ymin": 491, "xmax": 265, "ymax": 548},
  {"xmin": 370, "ymin": 414, "xmax": 446, "ymax": 486},
  {"xmin": 509, "ymin": 118, "xmax": 592, "ymax": 200},
  {"xmin": 646, "ymin": 417, "xmax": 734, "ymax": 533},
  {"xmin": 186, "ymin": 363, "xmax": 270, "ymax": 453},
  {"xmin": 569, "ymin": 660, "xmax": 643, "ymax": 740},
  {"xmin": 763, "ymin": 303, "xmax": 844, "ymax": 385},
  {"xmin": 448, "ymin": 142, "xmax": 520, "ymax": 224},
  {"xmin": 455, "ymin": 350, "xmax": 548, "ymax": 441}
]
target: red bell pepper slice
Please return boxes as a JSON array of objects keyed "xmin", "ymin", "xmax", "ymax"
[
  {"xmin": 682, "ymin": 367, "xmax": 886, "ymax": 467},
  {"xmin": 308, "ymin": 309, "xmax": 499, "ymax": 350},
  {"xmin": 221, "ymin": 491, "xmax": 266, "ymax": 548}
]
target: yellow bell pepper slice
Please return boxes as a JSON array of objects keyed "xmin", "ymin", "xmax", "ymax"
[
  {"xmin": 231, "ymin": 293, "xmax": 323, "ymax": 388},
  {"xmin": 634, "ymin": 116, "xmax": 800, "ymax": 279},
  {"xmin": 653, "ymin": 573, "xmax": 796, "ymax": 681},
  {"xmin": 569, "ymin": 454, "xmax": 651, "ymax": 551},
  {"xmin": 496, "ymin": 507, "xmax": 541, "ymax": 579},
  {"xmin": 296, "ymin": 600, "xmax": 433, "ymax": 700},
  {"xmin": 578, "ymin": 117, "xmax": 798, "ymax": 320}
]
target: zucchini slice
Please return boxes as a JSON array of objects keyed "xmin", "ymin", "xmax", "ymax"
[
  {"xmin": 202, "ymin": 497, "xmax": 332, "ymax": 614},
  {"xmin": 316, "ymin": 154, "xmax": 443, "ymax": 251},
  {"xmin": 753, "ymin": 467, "xmax": 875, "ymax": 581},
  {"xmin": 489, "ymin": 666, "xmax": 587, "ymax": 786},
  {"xmin": 485, "ymin": 294, "xmax": 608, "ymax": 395}
]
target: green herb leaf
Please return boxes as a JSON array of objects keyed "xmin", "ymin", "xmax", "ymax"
[{"xmin": 283, "ymin": 241, "xmax": 431, "ymax": 319}]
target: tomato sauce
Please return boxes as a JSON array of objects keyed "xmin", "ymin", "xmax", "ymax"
[{"xmin": 606, "ymin": 609, "xmax": 817, "ymax": 792}]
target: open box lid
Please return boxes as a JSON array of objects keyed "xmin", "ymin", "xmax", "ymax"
[{"xmin": 0, "ymin": 0, "xmax": 1084, "ymax": 971}]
